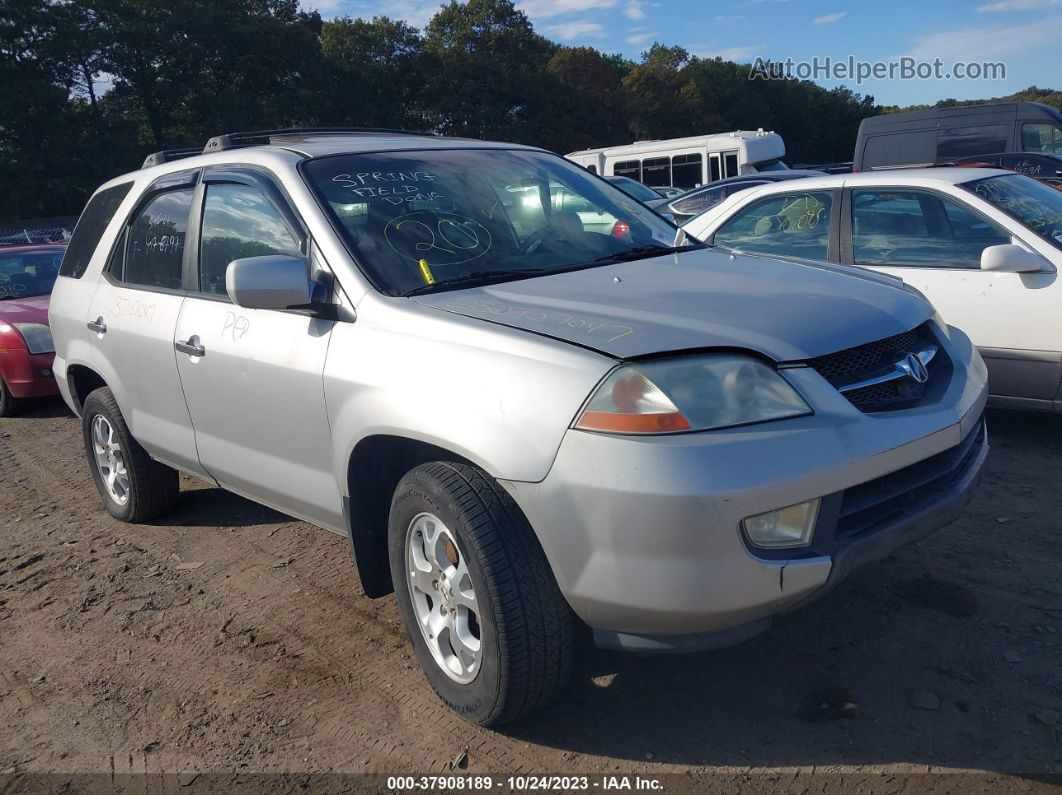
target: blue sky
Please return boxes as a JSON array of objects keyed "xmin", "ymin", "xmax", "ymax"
[{"xmin": 304, "ymin": 0, "xmax": 1062, "ymax": 106}]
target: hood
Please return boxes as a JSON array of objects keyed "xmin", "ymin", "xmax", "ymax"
[
  {"xmin": 412, "ymin": 248, "xmax": 930, "ymax": 361},
  {"xmin": 0, "ymin": 293, "xmax": 50, "ymax": 326}
]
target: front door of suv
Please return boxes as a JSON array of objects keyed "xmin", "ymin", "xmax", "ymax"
[
  {"xmin": 172, "ymin": 170, "xmax": 343, "ymax": 530},
  {"xmin": 87, "ymin": 177, "xmax": 210, "ymax": 478}
]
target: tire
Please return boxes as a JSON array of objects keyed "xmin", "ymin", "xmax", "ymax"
[
  {"xmin": 0, "ymin": 376, "xmax": 24, "ymax": 418},
  {"xmin": 81, "ymin": 386, "xmax": 179, "ymax": 522},
  {"xmin": 389, "ymin": 461, "xmax": 576, "ymax": 726}
]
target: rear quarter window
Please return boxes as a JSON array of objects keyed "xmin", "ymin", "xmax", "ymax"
[{"xmin": 59, "ymin": 182, "xmax": 134, "ymax": 279}]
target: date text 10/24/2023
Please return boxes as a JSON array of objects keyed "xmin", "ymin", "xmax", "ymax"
[{"xmin": 386, "ymin": 775, "xmax": 665, "ymax": 791}]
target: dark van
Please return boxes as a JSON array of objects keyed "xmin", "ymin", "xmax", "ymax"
[{"xmin": 853, "ymin": 101, "xmax": 1062, "ymax": 171}]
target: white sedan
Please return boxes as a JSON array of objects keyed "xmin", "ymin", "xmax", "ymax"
[{"xmin": 682, "ymin": 168, "xmax": 1062, "ymax": 412}]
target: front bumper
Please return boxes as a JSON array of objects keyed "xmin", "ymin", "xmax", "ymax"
[
  {"xmin": 0, "ymin": 347, "xmax": 58, "ymax": 399},
  {"xmin": 501, "ymin": 326, "xmax": 988, "ymax": 648}
]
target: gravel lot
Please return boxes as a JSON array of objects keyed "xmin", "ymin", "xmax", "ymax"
[{"xmin": 1, "ymin": 401, "xmax": 1060, "ymax": 792}]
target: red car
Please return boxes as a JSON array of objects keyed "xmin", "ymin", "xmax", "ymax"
[{"xmin": 0, "ymin": 243, "xmax": 65, "ymax": 416}]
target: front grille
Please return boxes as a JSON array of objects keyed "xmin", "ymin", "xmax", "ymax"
[
  {"xmin": 808, "ymin": 323, "xmax": 945, "ymax": 412},
  {"xmin": 835, "ymin": 414, "xmax": 985, "ymax": 542}
]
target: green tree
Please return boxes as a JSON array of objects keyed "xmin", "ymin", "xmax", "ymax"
[
  {"xmin": 620, "ymin": 45, "xmax": 702, "ymax": 140},
  {"xmin": 544, "ymin": 46, "xmax": 630, "ymax": 151},
  {"xmin": 320, "ymin": 16, "xmax": 423, "ymax": 129},
  {"xmin": 420, "ymin": 0, "xmax": 557, "ymax": 142}
]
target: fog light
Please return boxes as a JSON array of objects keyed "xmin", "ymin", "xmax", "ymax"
[
  {"xmin": 742, "ymin": 499, "xmax": 820, "ymax": 549},
  {"xmin": 41, "ymin": 368, "xmax": 52, "ymax": 377}
]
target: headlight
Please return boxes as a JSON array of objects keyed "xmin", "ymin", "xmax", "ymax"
[
  {"xmin": 13, "ymin": 323, "xmax": 54, "ymax": 354},
  {"xmin": 573, "ymin": 354, "xmax": 811, "ymax": 434}
]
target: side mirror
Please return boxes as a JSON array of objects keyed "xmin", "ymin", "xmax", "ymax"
[
  {"xmin": 979, "ymin": 243, "xmax": 1044, "ymax": 273},
  {"xmin": 226, "ymin": 255, "xmax": 312, "ymax": 310}
]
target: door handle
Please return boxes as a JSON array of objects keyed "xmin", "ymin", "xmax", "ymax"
[
  {"xmin": 175, "ymin": 338, "xmax": 206, "ymax": 358},
  {"xmin": 87, "ymin": 317, "xmax": 107, "ymax": 334}
]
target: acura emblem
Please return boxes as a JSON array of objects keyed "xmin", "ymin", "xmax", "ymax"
[{"xmin": 896, "ymin": 352, "xmax": 929, "ymax": 384}]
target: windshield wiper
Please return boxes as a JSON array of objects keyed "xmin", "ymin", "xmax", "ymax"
[
  {"xmin": 403, "ymin": 268, "xmax": 550, "ymax": 296},
  {"xmin": 591, "ymin": 242, "xmax": 705, "ymax": 265}
]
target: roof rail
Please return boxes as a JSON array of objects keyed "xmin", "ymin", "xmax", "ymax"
[
  {"xmin": 202, "ymin": 127, "xmax": 432, "ymax": 153},
  {"xmin": 142, "ymin": 147, "xmax": 203, "ymax": 168}
]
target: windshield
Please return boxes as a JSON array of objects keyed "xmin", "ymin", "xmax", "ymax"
[
  {"xmin": 0, "ymin": 249, "xmax": 64, "ymax": 299},
  {"xmin": 608, "ymin": 176, "xmax": 662, "ymax": 202},
  {"xmin": 303, "ymin": 149, "xmax": 682, "ymax": 295},
  {"xmin": 752, "ymin": 159, "xmax": 790, "ymax": 172},
  {"xmin": 962, "ymin": 174, "xmax": 1062, "ymax": 250}
]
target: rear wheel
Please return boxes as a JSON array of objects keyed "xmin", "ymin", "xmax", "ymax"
[
  {"xmin": 0, "ymin": 376, "xmax": 24, "ymax": 417},
  {"xmin": 81, "ymin": 387, "xmax": 179, "ymax": 522},
  {"xmin": 389, "ymin": 461, "xmax": 575, "ymax": 726}
]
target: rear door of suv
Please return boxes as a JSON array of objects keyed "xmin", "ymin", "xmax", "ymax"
[
  {"xmin": 86, "ymin": 170, "xmax": 210, "ymax": 478},
  {"xmin": 171, "ymin": 167, "xmax": 343, "ymax": 530}
]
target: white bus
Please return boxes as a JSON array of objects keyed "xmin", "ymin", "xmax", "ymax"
[{"xmin": 565, "ymin": 130, "xmax": 788, "ymax": 190}]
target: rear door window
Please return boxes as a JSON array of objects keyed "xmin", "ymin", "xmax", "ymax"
[
  {"xmin": 713, "ymin": 190, "xmax": 833, "ymax": 260},
  {"xmin": 851, "ymin": 189, "xmax": 1010, "ymax": 269},
  {"xmin": 671, "ymin": 185, "xmax": 727, "ymax": 217},
  {"xmin": 120, "ymin": 189, "xmax": 194, "ymax": 290},
  {"xmin": 59, "ymin": 182, "xmax": 133, "ymax": 279}
]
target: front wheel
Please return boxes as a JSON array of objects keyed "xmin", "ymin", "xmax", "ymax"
[
  {"xmin": 0, "ymin": 376, "xmax": 24, "ymax": 418},
  {"xmin": 389, "ymin": 462, "xmax": 576, "ymax": 726},
  {"xmin": 81, "ymin": 387, "xmax": 179, "ymax": 522}
]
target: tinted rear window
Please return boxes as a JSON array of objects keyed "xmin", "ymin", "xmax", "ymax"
[
  {"xmin": 937, "ymin": 124, "xmax": 1009, "ymax": 160},
  {"xmin": 862, "ymin": 131, "xmax": 937, "ymax": 169},
  {"xmin": 59, "ymin": 182, "xmax": 134, "ymax": 278}
]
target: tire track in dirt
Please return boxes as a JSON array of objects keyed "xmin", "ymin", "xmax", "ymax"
[{"xmin": 0, "ymin": 414, "xmax": 551, "ymax": 775}]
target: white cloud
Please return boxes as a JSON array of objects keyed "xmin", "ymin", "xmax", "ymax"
[
  {"xmin": 624, "ymin": 0, "xmax": 645, "ymax": 18},
  {"xmin": 977, "ymin": 0, "xmax": 1059, "ymax": 10},
  {"xmin": 695, "ymin": 44, "xmax": 764, "ymax": 61},
  {"xmin": 813, "ymin": 11, "xmax": 846, "ymax": 24},
  {"xmin": 626, "ymin": 31, "xmax": 658, "ymax": 44},
  {"xmin": 904, "ymin": 16, "xmax": 1062, "ymax": 60},
  {"xmin": 517, "ymin": 0, "xmax": 615, "ymax": 18},
  {"xmin": 301, "ymin": 0, "xmax": 343, "ymax": 11},
  {"xmin": 542, "ymin": 19, "xmax": 606, "ymax": 38}
]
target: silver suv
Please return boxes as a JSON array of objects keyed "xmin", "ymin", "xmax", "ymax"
[{"xmin": 50, "ymin": 129, "xmax": 989, "ymax": 725}]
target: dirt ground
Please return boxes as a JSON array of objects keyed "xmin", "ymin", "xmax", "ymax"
[{"xmin": 1, "ymin": 401, "xmax": 1060, "ymax": 793}]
